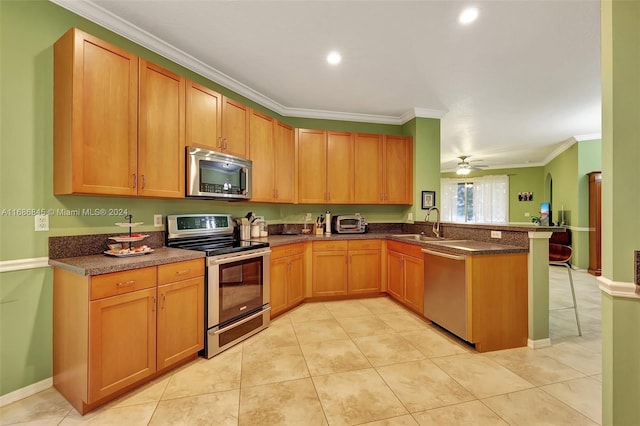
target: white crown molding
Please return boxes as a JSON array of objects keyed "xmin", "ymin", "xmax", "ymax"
[
  {"xmin": 0, "ymin": 257, "xmax": 50, "ymax": 273},
  {"xmin": 574, "ymin": 133, "xmax": 601, "ymax": 141},
  {"xmin": 49, "ymin": 0, "xmax": 447, "ymax": 125},
  {"xmin": 598, "ymin": 276, "xmax": 640, "ymax": 300}
]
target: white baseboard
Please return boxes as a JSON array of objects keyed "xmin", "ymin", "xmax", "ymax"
[
  {"xmin": 0, "ymin": 377, "xmax": 52, "ymax": 407},
  {"xmin": 0, "ymin": 257, "xmax": 50, "ymax": 273},
  {"xmin": 528, "ymin": 338, "xmax": 552, "ymax": 349}
]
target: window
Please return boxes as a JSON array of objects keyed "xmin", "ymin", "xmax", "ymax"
[{"xmin": 441, "ymin": 175, "xmax": 509, "ymax": 223}]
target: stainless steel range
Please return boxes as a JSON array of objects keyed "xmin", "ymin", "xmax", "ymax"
[{"xmin": 166, "ymin": 214, "xmax": 271, "ymax": 358}]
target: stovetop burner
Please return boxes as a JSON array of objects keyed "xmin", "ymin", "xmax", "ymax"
[{"xmin": 165, "ymin": 213, "xmax": 269, "ymax": 256}]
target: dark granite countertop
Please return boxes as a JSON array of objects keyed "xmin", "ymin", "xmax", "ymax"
[
  {"xmin": 264, "ymin": 232, "xmax": 527, "ymax": 255},
  {"xmin": 49, "ymin": 247, "xmax": 205, "ymax": 276}
]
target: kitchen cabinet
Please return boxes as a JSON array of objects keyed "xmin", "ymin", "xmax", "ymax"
[
  {"xmin": 54, "ymin": 28, "xmax": 185, "ymax": 198},
  {"xmin": 138, "ymin": 59, "xmax": 186, "ymax": 198},
  {"xmin": 249, "ymin": 112, "xmax": 295, "ymax": 203},
  {"xmin": 311, "ymin": 240, "xmax": 381, "ymax": 297},
  {"xmin": 270, "ymin": 243, "xmax": 305, "ymax": 317},
  {"xmin": 382, "ymin": 135, "xmax": 413, "ymax": 204},
  {"xmin": 347, "ymin": 240, "xmax": 382, "ymax": 294},
  {"xmin": 156, "ymin": 260, "xmax": 205, "ymax": 369},
  {"xmin": 354, "ymin": 133, "xmax": 383, "ymax": 204},
  {"xmin": 54, "ymin": 27, "xmax": 138, "ymax": 196},
  {"xmin": 185, "ymin": 80, "xmax": 222, "ymax": 150},
  {"xmin": 297, "ymin": 129, "xmax": 353, "ymax": 204},
  {"xmin": 53, "ymin": 259, "xmax": 204, "ymax": 414},
  {"xmin": 386, "ymin": 241, "xmax": 424, "ymax": 314},
  {"xmin": 221, "ymin": 96, "xmax": 250, "ymax": 158},
  {"xmin": 312, "ymin": 241, "xmax": 349, "ymax": 296}
]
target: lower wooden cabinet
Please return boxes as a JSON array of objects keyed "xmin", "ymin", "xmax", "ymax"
[
  {"xmin": 311, "ymin": 240, "xmax": 382, "ymax": 297},
  {"xmin": 386, "ymin": 241, "xmax": 425, "ymax": 314},
  {"xmin": 270, "ymin": 243, "xmax": 305, "ymax": 316},
  {"xmin": 53, "ymin": 258, "xmax": 204, "ymax": 414}
]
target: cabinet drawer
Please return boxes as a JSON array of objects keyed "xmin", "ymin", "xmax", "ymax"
[
  {"xmin": 90, "ymin": 267, "xmax": 156, "ymax": 300},
  {"xmin": 348, "ymin": 240, "xmax": 381, "ymax": 250},
  {"xmin": 158, "ymin": 259, "xmax": 205, "ymax": 285},
  {"xmin": 312, "ymin": 240, "xmax": 348, "ymax": 251},
  {"xmin": 387, "ymin": 240, "xmax": 424, "ymax": 258},
  {"xmin": 271, "ymin": 243, "xmax": 305, "ymax": 259}
]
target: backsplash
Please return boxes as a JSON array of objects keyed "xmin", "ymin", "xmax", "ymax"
[{"xmin": 49, "ymin": 231, "xmax": 164, "ymax": 259}]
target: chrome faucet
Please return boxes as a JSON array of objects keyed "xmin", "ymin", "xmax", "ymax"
[{"xmin": 425, "ymin": 207, "xmax": 441, "ymax": 239}]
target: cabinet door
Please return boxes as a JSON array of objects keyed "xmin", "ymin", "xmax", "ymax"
[
  {"xmin": 249, "ymin": 110, "xmax": 275, "ymax": 202},
  {"xmin": 403, "ymin": 255, "xmax": 425, "ymax": 314},
  {"xmin": 354, "ymin": 133, "xmax": 383, "ymax": 204},
  {"xmin": 270, "ymin": 256, "xmax": 289, "ymax": 317},
  {"xmin": 297, "ymin": 128, "xmax": 327, "ymax": 203},
  {"xmin": 221, "ymin": 96, "xmax": 249, "ymax": 158},
  {"xmin": 349, "ymin": 250, "xmax": 381, "ymax": 294},
  {"xmin": 326, "ymin": 131, "xmax": 353, "ymax": 203},
  {"xmin": 157, "ymin": 277, "xmax": 204, "ymax": 369},
  {"xmin": 185, "ymin": 80, "xmax": 222, "ymax": 150},
  {"xmin": 138, "ymin": 59, "xmax": 185, "ymax": 198},
  {"xmin": 312, "ymin": 251, "xmax": 348, "ymax": 296},
  {"xmin": 88, "ymin": 288, "xmax": 156, "ymax": 402},
  {"xmin": 387, "ymin": 251, "xmax": 404, "ymax": 300},
  {"xmin": 288, "ymin": 253, "xmax": 305, "ymax": 305},
  {"xmin": 273, "ymin": 120, "xmax": 295, "ymax": 203},
  {"xmin": 383, "ymin": 135, "xmax": 413, "ymax": 204},
  {"xmin": 54, "ymin": 28, "xmax": 138, "ymax": 196}
]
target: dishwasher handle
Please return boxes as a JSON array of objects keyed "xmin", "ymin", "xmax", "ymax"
[{"xmin": 421, "ymin": 248, "xmax": 466, "ymax": 261}]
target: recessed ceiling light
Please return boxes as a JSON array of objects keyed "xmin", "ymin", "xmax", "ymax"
[
  {"xmin": 327, "ymin": 51, "xmax": 341, "ymax": 65},
  {"xmin": 459, "ymin": 7, "xmax": 479, "ymax": 25}
]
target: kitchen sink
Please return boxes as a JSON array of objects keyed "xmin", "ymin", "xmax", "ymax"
[{"xmin": 391, "ymin": 234, "xmax": 441, "ymax": 242}]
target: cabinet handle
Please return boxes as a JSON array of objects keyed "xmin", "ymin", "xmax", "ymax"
[
  {"xmin": 161, "ymin": 294, "xmax": 166, "ymax": 309},
  {"xmin": 275, "ymin": 188, "xmax": 279, "ymax": 199},
  {"xmin": 116, "ymin": 280, "xmax": 136, "ymax": 287},
  {"xmin": 217, "ymin": 137, "xmax": 223, "ymax": 148},
  {"xmin": 152, "ymin": 296, "xmax": 156, "ymax": 312},
  {"xmin": 175, "ymin": 269, "xmax": 191, "ymax": 275},
  {"xmin": 223, "ymin": 138, "xmax": 228, "ymax": 149},
  {"xmin": 133, "ymin": 174, "xmax": 137, "ymax": 189},
  {"xmin": 141, "ymin": 175, "xmax": 146, "ymax": 189}
]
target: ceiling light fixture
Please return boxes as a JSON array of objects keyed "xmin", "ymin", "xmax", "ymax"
[
  {"xmin": 456, "ymin": 167, "xmax": 471, "ymax": 176},
  {"xmin": 459, "ymin": 7, "xmax": 479, "ymax": 25},
  {"xmin": 326, "ymin": 51, "xmax": 341, "ymax": 65}
]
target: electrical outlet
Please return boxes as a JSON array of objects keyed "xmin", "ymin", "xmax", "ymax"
[
  {"xmin": 35, "ymin": 214, "xmax": 49, "ymax": 231},
  {"xmin": 408, "ymin": 212, "xmax": 413, "ymax": 221},
  {"xmin": 154, "ymin": 214, "xmax": 163, "ymax": 227},
  {"xmin": 490, "ymin": 230, "xmax": 502, "ymax": 239},
  {"xmin": 305, "ymin": 213, "xmax": 312, "ymax": 221},
  {"xmin": 524, "ymin": 212, "xmax": 530, "ymax": 217}
]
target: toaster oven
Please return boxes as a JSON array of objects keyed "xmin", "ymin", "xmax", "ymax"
[{"xmin": 332, "ymin": 215, "xmax": 368, "ymax": 234}]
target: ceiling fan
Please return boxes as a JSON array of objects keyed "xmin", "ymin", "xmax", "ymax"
[{"xmin": 456, "ymin": 155, "xmax": 488, "ymax": 175}]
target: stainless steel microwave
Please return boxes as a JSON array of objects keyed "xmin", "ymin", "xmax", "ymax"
[{"xmin": 186, "ymin": 147, "xmax": 252, "ymax": 200}]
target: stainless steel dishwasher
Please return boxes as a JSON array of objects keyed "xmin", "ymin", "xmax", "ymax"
[{"xmin": 422, "ymin": 248, "xmax": 469, "ymax": 341}]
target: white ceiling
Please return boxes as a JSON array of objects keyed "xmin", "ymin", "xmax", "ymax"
[{"xmin": 53, "ymin": 0, "xmax": 602, "ymax": 172}]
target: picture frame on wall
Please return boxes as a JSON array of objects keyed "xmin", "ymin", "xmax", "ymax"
[{"xmin": 422, "ymin": 191, "xmax": 436, "ymax": 209}]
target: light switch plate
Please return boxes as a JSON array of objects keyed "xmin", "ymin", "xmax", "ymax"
[
  {"xmin": 154, "ymin": 214, "xmax": 163, "ymax": 227},
  {"xmin": 490, "ymin": 230, "xmax": 502, "ymax": 239}
]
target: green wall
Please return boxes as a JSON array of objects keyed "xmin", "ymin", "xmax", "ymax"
[{"xmin": 441, "ymin": 166, "xmax": 545, "ymax": 224}]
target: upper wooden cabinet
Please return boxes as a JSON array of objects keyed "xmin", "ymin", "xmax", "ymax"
[
  {"xmin": 221, "ymin": 96, "xmax": 249, "ymax": 158},
  {"xmin": 297, "ymin": 129, "xmax": 353, "ymax": 204},
  {"xmin": 54, "ymin": 28, "xmax": 139, "ymax": 196},
  {"xmin": 354, "ymin": 133, "xmax": 383, "ymax": 204},
  {"xmin": 250, "ymin": 112, "xmax": 295, "ymax": 203},
  {"xmin": 54, "ymin": 28, "xmax": 185, "ymax": 198},
  {"xmin": 138, "ymin": 59, "xmax": 185, "ymax": 198},
  {"xmin": 185, "ymin": 80, "xmax": 222, "ymax": 150},
  {"xmin": 383, "ymin": 135, "xmax": 413, "ymax": 204}
]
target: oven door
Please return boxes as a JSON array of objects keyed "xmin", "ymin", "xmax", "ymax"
[{"xmin": 207, "ymin": 249, "xmax": 270, "ymax": 329}]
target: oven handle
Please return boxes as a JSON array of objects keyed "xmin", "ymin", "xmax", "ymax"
[
  {"xmin": 211, "ymin": 306, "xmax": 271, "ymax": 335},
  {"xmin": 208, "ymin": 249, "xmax": 271, "ymax": 265}
]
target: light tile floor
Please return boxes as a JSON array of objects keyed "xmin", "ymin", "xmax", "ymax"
[{"xmin": 1, "ymin": 267, "xmax": 602, "ymax": 425}]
